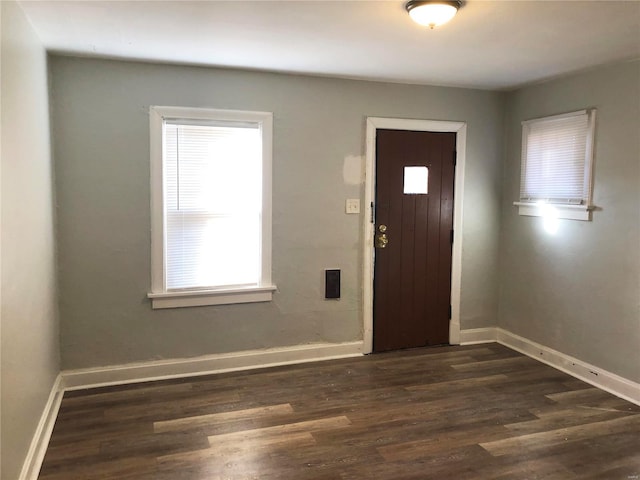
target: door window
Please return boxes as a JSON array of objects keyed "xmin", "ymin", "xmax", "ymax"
[{"xmin": 403, "ymin": 166, "xmax": 429, "ymax": 194}]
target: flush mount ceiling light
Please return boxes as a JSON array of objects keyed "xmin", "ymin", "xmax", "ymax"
[{"xmin": 405, "ymin": 0, "xmax": 461, "ymax": 29}]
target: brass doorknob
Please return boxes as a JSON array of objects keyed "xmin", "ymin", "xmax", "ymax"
[{"xmin": 375, "ymin": 233, "xmax": 389, "ymax": 249}]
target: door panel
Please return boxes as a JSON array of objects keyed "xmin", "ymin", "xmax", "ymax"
[{"xmin": 373, "ymin": 129, "xmax": 456, "ymax": 352}]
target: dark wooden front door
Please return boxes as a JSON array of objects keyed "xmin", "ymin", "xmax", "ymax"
[{"xmin": 373, "ymin": 129, "xmax": 456, "ymax": 352}]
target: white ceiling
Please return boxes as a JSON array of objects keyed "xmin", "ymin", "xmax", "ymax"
[{"xmin": 18, "ymin": 0, "xmax": 640, "ymax": 90}]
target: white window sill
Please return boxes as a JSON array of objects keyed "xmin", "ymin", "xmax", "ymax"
[
  {"xmin": 514, "ymin": 202, "xmax": 592, "ymax": 221},
  {"xmin": 148, "ymin": 285, "xmax": 277, "ymax": 309}
]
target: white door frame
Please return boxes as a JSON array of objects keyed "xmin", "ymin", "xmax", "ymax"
[{"xmin": 363, "ymin": 117, "xmax": 467, "ymax": 353}]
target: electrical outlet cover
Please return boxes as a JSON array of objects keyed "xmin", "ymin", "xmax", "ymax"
[{"xmin": 346, "ymin": 198, "xmax": 360, "ymax": 214}]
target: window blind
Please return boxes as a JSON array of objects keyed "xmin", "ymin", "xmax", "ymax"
[
  {"xmin": 163, "ymin": 121, "xmax": 262, "ymax": 290},
  {"xmin": 520, "ymin": 112, "xmax": 590, "ymax": 204}
]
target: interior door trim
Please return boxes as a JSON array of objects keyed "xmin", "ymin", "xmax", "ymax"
[{"xmin": 363, "ymin": 117, "xmax": 467, "ymax": 354}]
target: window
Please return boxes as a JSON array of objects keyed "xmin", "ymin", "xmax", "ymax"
[
  {"xmin": 403, "ymin": 166, "xmax": 429, "ymax": 194},
  {"xmin": 148, "ymin": 106, "xmax": 275, "ymax": 309},
  {"xmin": 515, "ymin": 109, "xmax": 596, "ymax": 221}
]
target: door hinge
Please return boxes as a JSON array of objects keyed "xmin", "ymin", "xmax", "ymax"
[
  {"xmin": 453, "ymin": 150, "xmax": 457, "ymax": 166},
  {"xmin": 370, "ymin": 202, "xmax": 375, "ymax": 224},
  {"xmin": 448, "ymin": 304, "xmax": 452, "ymax": 319},
  {"xmin": 450, "ymin": 229, "xmax": 454, "ymax": 244}
]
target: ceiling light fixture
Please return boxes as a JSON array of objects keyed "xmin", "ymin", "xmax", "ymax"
[{"xmin": 405, "ymin": 0, "xmax": 461, "ymax": 29}]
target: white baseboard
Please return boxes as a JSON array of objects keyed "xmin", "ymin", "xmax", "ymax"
[
  {"xmin": 19, "ymin": 374, "xmax": 64, "ymax": 480},
  {"xmin": 497, "ymin": 328, "xmax": 640, "ymax": 406},
  {"xmin": 459, "ymin": 327, "xmax": 497, "ymax": 345},
  {"xmin": 61, "ymin": 341, "xmax": 365, "ymax": 391}
]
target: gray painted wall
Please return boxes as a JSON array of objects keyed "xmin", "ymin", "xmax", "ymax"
[
  {"xmin": 499, "ymin": 60, "xmax": 640, "ymax": 382},
  {"xmin": 1, "ymin": 2, "xmax": 60, "ymax": 478},
  {"xmin": 50, "ymin": 57, "xmax": 504, "ymax": 369}
]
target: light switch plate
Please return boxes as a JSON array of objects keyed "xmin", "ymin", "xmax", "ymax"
[{"xmin": 345, "ymin": 198, "xmax": 360, "ymax": 214}]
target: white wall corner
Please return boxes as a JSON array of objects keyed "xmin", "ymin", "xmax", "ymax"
[
  {"xmin": 497, "ymin": 328, "xmax": 640, "ymax": 407},
  {"xmin": 19, "ymin": 375, "xmax": 64, "ymax": 480},
  {"xmin": 61, "ymin": 341, "xmax": 365, "ymax": 391},
  {"xmin": 459, "ymin": 327, "xmax": 498, "ymax": 345}
]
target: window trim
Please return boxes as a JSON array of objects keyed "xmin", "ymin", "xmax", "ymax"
[
  {"xmin": 514, "ymin": 109, "xmax": 596, "ymax": 221},
  {"xmin": 148, "ymin": 106, "xmax": 275, "ymax": 309}
]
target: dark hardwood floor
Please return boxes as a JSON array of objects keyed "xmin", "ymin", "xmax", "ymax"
[{"xmin": 39, "ymin": 344, "xmax": 640, "ymax": 479}]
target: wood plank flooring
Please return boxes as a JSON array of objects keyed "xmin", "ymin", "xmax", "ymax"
[{"xmin": 39, "ymin": 344, "xmax": 640, "ymax": 479}]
